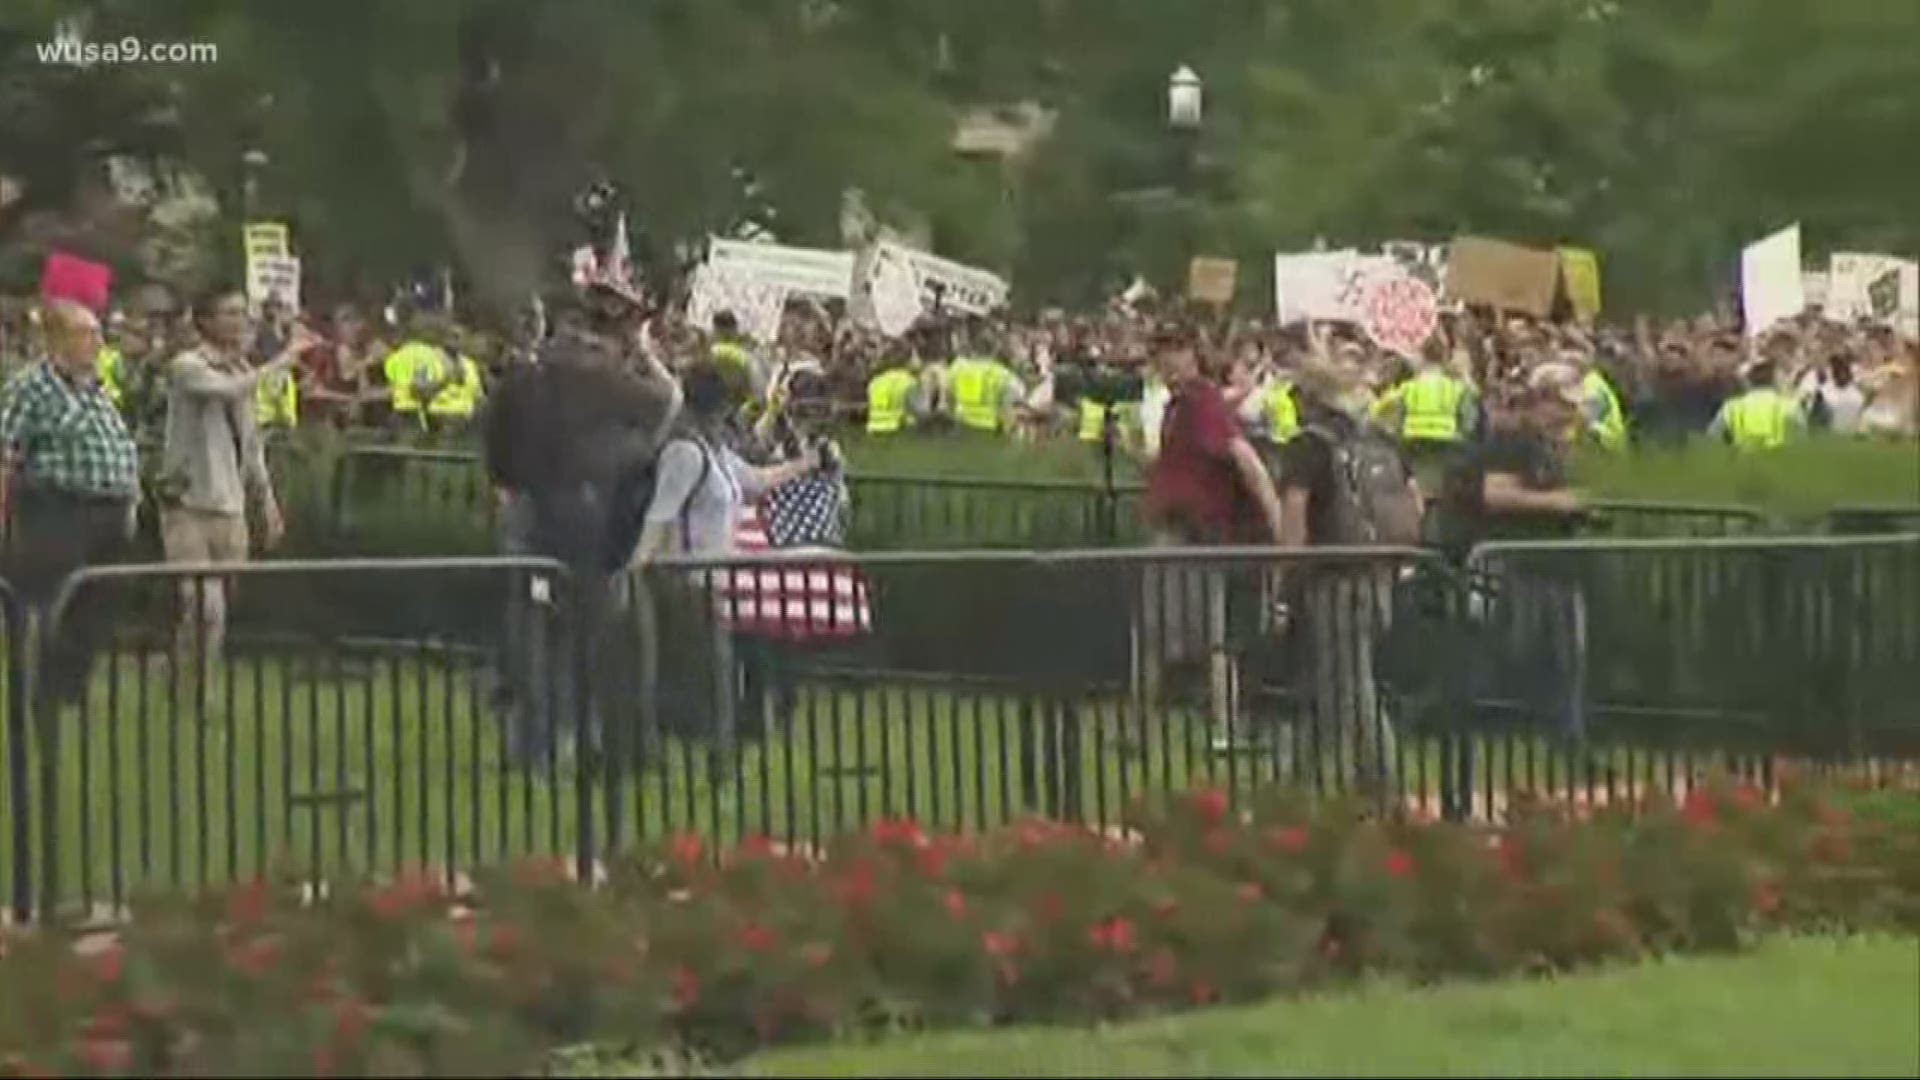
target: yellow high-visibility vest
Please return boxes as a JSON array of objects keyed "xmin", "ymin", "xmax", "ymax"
[
  {"xmin": 97, "ymin": 346, "xmax": 125, "ymax": 408},
  {"xmin": 712, "ymin": 340, "xmax": 754, "ymax": 375},
  {"xmin": 384, "ymin": 340, "xmax": 447, "ymax": 420},
  {"xmin": 866, "ymin": 368, "xmax": 916, "ymax": 435},
  {"xmin": 1266, "ymin": 380, "xmax": 1300, "ymax": 444},
  {"xmin": 1078, "ymin": 398, "xmax": 1107, "ymax": 442},
  {"xmin": 1724, "ymin": 388, "xmax": 1795, "ymax": 451},
  {"xmin": 1584, "ymin": 369, "xmax": 1628, "ymax": 452},
  {"xmin": 428, "ymin": 356, "xmax": 484, "ymax": 419},
  {"xmin": 255, "ymin": 368, "xmax": 299, "ymax": 428},
  {"xmin": 951, "ymin": 357, "xmax": 1005, "ymax": 433},
  {"xmin": 1399, "ymin": 370, "xmax": 1468, "ymax": 443}
]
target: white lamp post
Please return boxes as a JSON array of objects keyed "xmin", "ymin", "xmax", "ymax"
[{"xmin": 1168, "ymin": 64, "xmax": 1203, "ymax": 130}]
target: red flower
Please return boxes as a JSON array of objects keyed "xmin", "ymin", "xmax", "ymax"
[
  {"xmin": 1681, "ymin": 789, "xmax": 1718, "ymax": 828},
  {"xmin": 943, "ymin": 889, "xmax": 970, "ymax": 922},
  {"xmin": 736, "ymin": 922, "xmax": 779, "ymax": 954},
  {"xmin": 91, "ymin": 943, "xmax": 125, "ymax": 987},
  {"xmin": 738, "ymin": 834, "xmax": 776, "ymax": 859},
  {"xmin": 1732, "ymin": 784, "xmax": 1764, "ymax": 812},
  {"xmin": 671, "ymin": 965, "xmax": 701, "ymax": 1010},
  {"xmin": 333, "ymin": 998, "xmax": 373, "ymax": 1048},
  {"xmin": 1146, "ymin": 947, "xmax": 1179, "ymax": 988},
  {"xmin": 76, "ymin": 1037, "xmax": 131, "ymax": 1076},
  {"xmin": 1265, "ymin": 825, "xmax": 1311, "ymax": 855},
  {"xmin": 916, "ymin": 844, "xmax": 950, "ymax": 880},
  {"xmin": 1188, "ymin": 978, "xmax": 1217, "ymax": 1005},
  {"xmin": 1086, "ymin": 917, "xmax": 1138, "ymax": 955},
  {"xmin": 982, "ymin": 930, "xmax": 1021, "ymax": 959},
  {"xmin": 82, "ymin": 1007, "xmax": 128, "ymax": 1043},
  {"xmin": 800, "ymin": 942, "xmax": 833, "ymax": 969},
  {"xmin": 1203, "ymin": 829, "xmax": 1233, "ymax": 857},
  {"xmin": 225, "ymin": 936, "xmax": 281, "ymax": 979},
  {"xmin": 487, "ymin": 923, "xmax": 523, "ymax": 960},
  {"xmin": 226, "ymin": 878, "xmax": 272, "ymax": 926},
  {"xmin": 1235, "ymin": 881, "xmax": 1264, "ymax": 905},
  {"xmin": 831, "ymin": 862, "xmax": 878, "ymax": 909},
  {"xmin": 1190, "ymin": 788, "xmax": 1230, "ymax": 825},
  {"xmin": 1384, "ymin": 849, "xmax": 1417, "ymax": 880},
  {"xmin": 669, "ymin": 832, "xmax": 705, "ymax": 868},
  {"xmin": 871, "ymin": 817, "xmax": 927, "ymax": 848}
]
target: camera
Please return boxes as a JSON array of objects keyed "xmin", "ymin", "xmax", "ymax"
[{"xmin": 1057, "ymin": 360, "xmax": 1145, "ymax": 409}]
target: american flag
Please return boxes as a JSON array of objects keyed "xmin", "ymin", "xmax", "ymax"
[{"xmin": 720, "ymin": 502, "xmax": 873, "ymax": 642}]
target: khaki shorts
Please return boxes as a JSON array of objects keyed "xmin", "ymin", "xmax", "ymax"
[{"xmin": 162, "ymin": 508, "xmax": 249, "ymax": 564}]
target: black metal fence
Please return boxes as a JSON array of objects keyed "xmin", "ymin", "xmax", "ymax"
[{"xmin": 6, "ymin": 536, "xmax": 1917, "ymax": 921}]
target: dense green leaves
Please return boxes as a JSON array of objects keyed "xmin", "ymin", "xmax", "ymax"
[{"xmin": 1, "ymin": 0, "xmax": 1914, "ymax": 311}]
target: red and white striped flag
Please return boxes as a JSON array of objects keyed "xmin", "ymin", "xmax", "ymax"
[{"xmin": 720, "ymin": 503, "xmax": 873, "ymax": 641}]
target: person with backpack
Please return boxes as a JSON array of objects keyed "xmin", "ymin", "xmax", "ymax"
[
  {"xmin": 1269, "ymin": 357, "xmax": 1425, "ymax": 796},
  {"xmin": 627, "ymin": 358, "xmax": 820, "ymax": 759}
]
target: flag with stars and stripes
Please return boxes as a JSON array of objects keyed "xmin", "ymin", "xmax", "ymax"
[{"xmin": 719, "ymin": 500, "xmax": 872, "ymax": 642}]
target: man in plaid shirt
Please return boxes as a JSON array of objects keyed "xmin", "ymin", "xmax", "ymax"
[{"xmin": 0, "ymin": 299, "xmax": 142, "ymax": 711}]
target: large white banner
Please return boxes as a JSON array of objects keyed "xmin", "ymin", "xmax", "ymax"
[
  {"xmin": 1827, "ymin": 252, "xmax": 1919, "ymax": 334},
  {"xmin": 858, "ymin": 239, "xmax": 1009, "ymax": 336},
  {"xmin": 707, "ymin": 239, "xmax": 856, "ymax": 300},
  {"xmin": 1273, "ymin": 250, "xmax": 1391, "ymax": 324},
  {"xmin": 686, "ymin": 264, "xmax": 786, "ymax": 344},
  {"xmin": 1740, "ymin": 224, "xmax": 1803, "ymax": 337}
]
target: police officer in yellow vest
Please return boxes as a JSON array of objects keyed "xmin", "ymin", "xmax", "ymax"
[
  {"xmin": 255, "ymin": 365, "xmax": 300, "ymax": 429},
  {"xmin": 1711, "ymin": 360, "xmax": 1803, "ymax": 451},
  {"xmin": 1576, "ymin": 362, "xmax": 1630, "ymax": 452},
  {"xmin": 382, "ymin": 310, "xmax": 460, "ymax": 433},
  {"xmin": 947, "ymin": 328, "xmax": 1024, "ymax": 435},
  {"xmin": 865, "ymin": 346, "xmax": 923, "ymax": 436},
  {"xmin": 428, "ymin": 353, "xmax": 486, "ymax": 429},
  {"xmin": 709, "ymin": 311, "xmax": 769, "ymax": 399},
  {"xmin": 1374, "ymin": 357, "xmax": 1476, "ymax": 447},
  {"xmin": 1264, "ymin": 374, "xmax": 1301, "ymax": 445},
  {"xmin": 96, "ymin": 344, "xmax": 127, "ymax": 409}
]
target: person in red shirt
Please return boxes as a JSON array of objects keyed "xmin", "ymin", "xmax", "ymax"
[{"xmin": 1136, "ymin": 321, "xmax": 1285, "ymax": 746}]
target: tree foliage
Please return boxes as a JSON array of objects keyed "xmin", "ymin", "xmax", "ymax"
[{"xmin": 1, "ymin": 0, "xmax": 1914, "ymax": 313}]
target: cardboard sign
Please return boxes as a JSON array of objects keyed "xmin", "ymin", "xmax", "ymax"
[
  {"xmin": 40, "ymin": 251, "xmax": 113, "ymax": 312},
  {"xmin": 708, "ymin": 239, "xmax": 856, "ymax": 300},
  {"xmin": 1445, "ymin": 237, "xmax": 1560, "ymax": 317},
  {"xmin": 1827, "ymin": 252, "xmax": 1918, "ymax": 332},
  {"xmin": 1359, "ymin": 269, "xmax": 1438, "ymax": 358},
  {"xmin": 1557, "ymin": 247, "xmax": 1603, "ymax": 320},
  {"xmin": 1187, "ymin": 257, "xmax": 1239, "ymax": 305},
  {"xmin": 1273, "ymin": 250, "xmax": 1391, "ymax": 324},
  {"xmin": 1740, "ymin": 225, "xmax": 1803, "ymax": 337}
]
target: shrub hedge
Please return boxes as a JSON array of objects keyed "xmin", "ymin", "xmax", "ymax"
[{"xmin": 1, "ymin": 775, "xmax": 1913, "ymax": 1077}]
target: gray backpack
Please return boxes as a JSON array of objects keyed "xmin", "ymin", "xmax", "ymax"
[{"xmin": 1305, "ymin": 422, "xmax": 1424, "ymax": 546}]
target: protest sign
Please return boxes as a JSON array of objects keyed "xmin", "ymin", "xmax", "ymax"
[
  {"xmin": 243, "ymin": 221, "xmax": 289, "ymax": 262},
  {"xmin": 708, "ymin": 239, "xmax": 856, "ymax": 300},
  {"xmin": 1557, "ymin": 247, "xmax": 1603, "ymax": 321},
  {"xmin": 1358, "ymin": 268, "xmax": 1439, "ymax": 357},
  {"xmin": 1739, "ymin": 225, "xmax": 1803, "ymax": 337},
  {"xmin": 1801, "ymin": 270, "xmax": 1830, "ymax": 311},
  {"xmin": 1273, "ymin": 250, "xmax": 1391, "ymax": 324},
  {"xmin": 1381, "ymin": 240, "xmax": 1449, "ymax": 292},
  {"xmin": 40, "ymin": 251, "xmax": 113, "ymax": 312},
  {"xmin": 1445, "ymin": 237, "xmax": 1559, "ymax": 317},
  {"xmin": 855, "ymin": 240, "xmax": 1009, "ymax": 335},
  {"xmin": 1826, "ymin": 252, "xmax": 1918, "ymax": 332},
  {"xmin": 686, "ymin": 264, "xmax": 786, "ymax": 344},
  {"xmin": 1187, "ymin": 257, "xmax": 1238, "ymax": 305},
  {"xmin": 247, "ymin": 255, "xmax": 302, "ymax": 312}
]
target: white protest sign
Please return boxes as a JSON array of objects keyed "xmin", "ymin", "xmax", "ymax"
[
  {"xmin": 1740, "ymin": 224, "xmax": 1803, "ymax": 337},
  {"xmin": 686, "ymin": 265, "xmax": 786, "ymax": 344},
  {"xmin": 867, "ymin": 250, "xmax": 924, "ymax": 337},
  {"xmin": 872, "ymin": 239, "xmax": 1009, "ymax": 318},
  {"xmin": 1273, "ymin": 250, "xmax": 1393, "ymax": 325},
  {"xmin": 247, "ymin": 254, "xmax": 301, "ymax": 312},
  {"xmin": 1801, "ymin": 270, "xmax": 1830, "ymax": 312},
  {"xmin": 707, "ymin": 239, "xmax": 855, "ymax": 300},
  {"xmin": 1358, "ymin": 269, "xmax": 1439, "ymax": 357},
  {"xmin": 1827, "ymin": 252, "xmax": 1919, "ymax": 333}
]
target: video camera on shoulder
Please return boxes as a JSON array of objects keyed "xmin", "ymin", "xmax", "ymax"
[{"xmin": 1057, "ymin": 358, "xmax": 1145, "ymax": 408}]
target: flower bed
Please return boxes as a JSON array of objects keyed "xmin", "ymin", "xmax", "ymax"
[{"xmin": 1, "ymin": 777, "xmax": 1914, "ymax": 1077}]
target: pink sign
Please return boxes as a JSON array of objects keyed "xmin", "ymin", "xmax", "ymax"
[
  {"xmin": 41, "ymin": 251, "xmax": 114, "ymax": 313},
  {"xmin": 1360, "ymin": 271, "xmax": 1438, "ymax": 358}
]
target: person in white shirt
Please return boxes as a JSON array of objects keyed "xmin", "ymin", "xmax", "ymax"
[{"xmin": 1798, "ymin": 354, "xmax": 1867, "ymax": 435}]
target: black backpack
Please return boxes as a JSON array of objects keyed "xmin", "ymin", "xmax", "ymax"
[
  {"xmin": 603, "ymin": 435, "xmax": 711, "ymax": 570},
  {"xmin": 1301, "ymin": 421, "xmax": 1425, "ymax": 546}
]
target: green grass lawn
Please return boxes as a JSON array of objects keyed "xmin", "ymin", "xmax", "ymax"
[
  {"xmin": 749, "ymin": 936, "xmax": 1920, "ymax": 1077},
  {"xmin": 3, "ymin": 634, "xmax": 1782, "ymax": 916}
]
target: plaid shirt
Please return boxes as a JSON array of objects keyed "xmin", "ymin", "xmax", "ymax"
[{"xmin": 0, "ymin": 360, "xmax": 141, "ymax": 498}]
